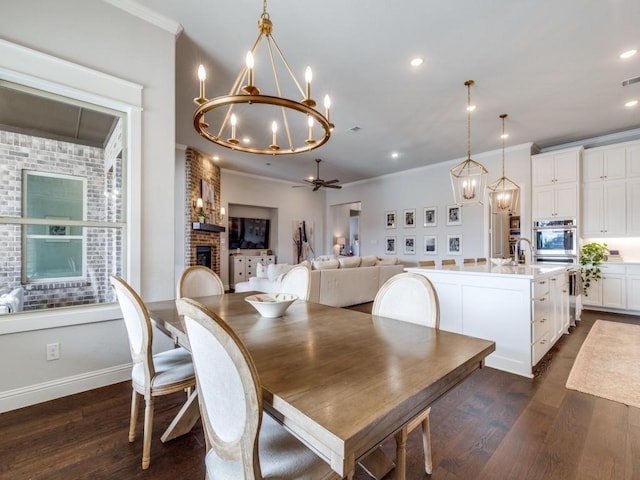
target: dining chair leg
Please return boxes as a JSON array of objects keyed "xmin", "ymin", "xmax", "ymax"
[
  {"xmin": 142, "ymin": 396, "xmax": 154, "ymax": 469},
  {"xmin": 421, "ymin": 408, "xmax": 433, "ymax": 475},
  {"xmin": 394, "ymin": 427, "xmax": 407, "ymax": 480},
  {"xmin": 129, "ymin": 389, "xmax": 139, "ymax": 442}
]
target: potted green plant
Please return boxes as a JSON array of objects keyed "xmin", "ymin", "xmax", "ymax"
[
  {"xmin": 196, "ymin": 208, "xmax": 209, "ymax": 224},
  {"xmin": 579, "ymin": 242, "xmax": 608, "ymax": 296}
]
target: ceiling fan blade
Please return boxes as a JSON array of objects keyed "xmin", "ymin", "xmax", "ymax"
[
  {"xmin": 325, "ymin": 184, "xmax": 342, "ymax": 189},
  {"xmin": 304, "ymin": 179, "xmax": 315, "ymax": 185},
  {"xmin": 324, "ymin": 179, "xmax": 339, "ymax": 184},
  {"xmin": 313, "ymin": 184, "xmax": 320, "ymax": 192}
]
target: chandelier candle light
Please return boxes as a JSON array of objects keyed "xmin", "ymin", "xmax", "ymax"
[
  {"xmin": 487, "ymin": 114, "xmax": 520, "ymax": 214},
  {"xmin": 450, "ymin": 80, "xmax": 489, "ymax": 206},
  {"xmin": 193, "ymin": 0, "xmax": 334, "ymax": 155}
]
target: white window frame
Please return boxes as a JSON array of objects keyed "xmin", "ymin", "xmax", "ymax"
[{"xmin": 0, "ymin": 39, "xmax": 142, "ymax": 334}]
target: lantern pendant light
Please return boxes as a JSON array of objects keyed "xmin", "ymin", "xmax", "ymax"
[
  {"xmin": 488, "ymin": 114, "xmax": 520, "ymax": 214},
  {"xmin": 450, "ymin": 80, "xmax": 488, "ymax": 206}
]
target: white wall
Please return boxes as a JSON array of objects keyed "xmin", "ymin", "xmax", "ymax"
[
  {"xmin": 0, "ymin": 0, "xmax": 177, "ymax": 411},
  {"xmin": 326, "ymin": 143, "xmax": 534, "ymax": 265},
  {"xmin": 220, "ymin": 170, "xmax": 326, "ymax": 286}
]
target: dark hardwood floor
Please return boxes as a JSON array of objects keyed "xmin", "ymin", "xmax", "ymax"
[{"xmin": 1, "ymin": 309, "xmax": 639, "ymax": 479}]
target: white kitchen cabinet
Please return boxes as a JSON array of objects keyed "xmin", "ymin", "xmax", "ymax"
[
  {"xmin": 628, "ymin": 180, "xmax": 640, "ymax": 235},
  {"xmin": 230, "ymin": 254, "xmax": 276, "ymax": 288},
  {"xmin": 583, "ymin": 264, "xmax": 626, "ymax": 310},
  {"xmin": 582, "ymin": 146, "xmax": 627, "ymax": 182},
  {"xmin": 532, "ymin": 149, "xmax": 580, "ymax": 186},
  {"xmin": 627, "ymin": 143, "xmax": 640, "ymax": 177},
  {"xmin": 627, "ymin": 265, "xmax": 640, "ymax": 312},
  {"xmin": 533, "ymin": 183, "xmax": 578, "ymax": 220},
  {"xmin": 582, "ymin": 180, "xmax": 627, "ymax": 236},
  {"xmin": 532, "ymin": 148, "xmax": 580, "ymax": 220}
]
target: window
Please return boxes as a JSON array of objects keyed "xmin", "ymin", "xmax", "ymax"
[{"xmin": 0, "ymin": 81, "xmax": 126, "ymax": 313}]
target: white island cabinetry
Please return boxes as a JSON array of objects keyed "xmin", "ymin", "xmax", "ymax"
[{"xmin": 406, "ymin": 264, "xmax": 569, "ymax": 378}]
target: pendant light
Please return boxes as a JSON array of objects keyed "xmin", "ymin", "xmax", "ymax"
[
  {"xmin": 450, "ymin": 80, "xmax": 488, "ymax": 206},
  {"xmin": 488, "ymin": 114, "xmax": 520, "ymax": 214}
]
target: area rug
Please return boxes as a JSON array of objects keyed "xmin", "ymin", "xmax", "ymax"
[{"xmin": 566, "ymin": 320, "xmax": 640, "ymax": 408}]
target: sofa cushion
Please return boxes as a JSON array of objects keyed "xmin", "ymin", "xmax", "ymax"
[
  {"xmin": 338, "ymin": 256, "xmax": 361, "ymax": 268},
  {"xmin": 312, "ymin": 259, "xmax": 340, "ymax": 270},
  {"xmin": 375, "ymin": 256, "xmax": 399, "ymax": 266},
  {"xmin": 360, "ymin": 255, "xmax": 377, "ymax": 267}
]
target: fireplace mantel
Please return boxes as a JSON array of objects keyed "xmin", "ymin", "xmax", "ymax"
[{"xmin": 192, "ymin": 222, "xmax": 225, "ymax": 233}]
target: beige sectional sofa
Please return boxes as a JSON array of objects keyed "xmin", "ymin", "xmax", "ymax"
[{"xmin": 234, "ymin": 255, "xmax": 404, "ymax": 308}]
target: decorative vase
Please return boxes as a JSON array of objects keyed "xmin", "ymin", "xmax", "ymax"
[{"xmin": 198, "ymin": 216, "xmax": 206, "ymax": 224}]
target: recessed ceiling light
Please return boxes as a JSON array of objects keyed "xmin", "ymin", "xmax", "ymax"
[
  {"xmin": 213, "ymin": 155, "xmax": 220, "ymax": 161},
  {"xmin": 625, "ymin": 99, "xmax": 639, "ymax": 107},
  {"xmin": 391, "ymin": 152, "xmax": 399, "ymax": 159},
  {"xmin": 307, "ymin": 176, "xmax": 314, "ymax": 180},
  {"xmin": 500, "ymin": 133, "xmax": 509, "ymax": 139},
  {"xmin": 466, "ymin": 105, "xmax": 476, "ymax": 112},
  {"xmin": 410, "ymin": 58, "xmax": 424, "ymax": 67},
  {"xmin": 620, "ymin": 49, "xmax": 637, "ymax": 59},
  {"xmin": 242, "ymin": 137, "xmax": 251, "ymax": 143}
]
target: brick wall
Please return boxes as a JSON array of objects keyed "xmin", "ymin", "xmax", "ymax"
[
  {"xmin": 184, "ymin": 148, "xmax": 222, "ymax": 274},
  {"xmin": 0, "ymin": 130, "xmax": 121, "ymax": 310}
]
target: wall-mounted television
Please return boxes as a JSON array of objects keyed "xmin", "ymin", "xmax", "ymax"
[{"xmin": 229, "ymin": 217, "xmax": 270, "ymax": 250}]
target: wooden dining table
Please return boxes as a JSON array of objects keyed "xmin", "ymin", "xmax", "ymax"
[{"xmin": 147, "ymin": 292, "xmax": 495, "ymax": 479}]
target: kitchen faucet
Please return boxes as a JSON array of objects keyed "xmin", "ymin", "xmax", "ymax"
[{"xmin": 519, "ymin": 237, "xmax": 535, "ymax": 264}]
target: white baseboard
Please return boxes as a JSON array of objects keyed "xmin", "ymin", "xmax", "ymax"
[{"xmin": 0, "ymin": 364, "xmax": 132, "ymax": 413}]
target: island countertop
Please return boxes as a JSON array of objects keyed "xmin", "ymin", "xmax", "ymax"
[{"xmin": 405, "ymin": 263, "xmax": 570, "ymax": 280}]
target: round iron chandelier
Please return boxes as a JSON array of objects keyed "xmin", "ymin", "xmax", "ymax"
[{"xmin": 193, "ymin": 0, "xmax": 334, "ymax": 155}]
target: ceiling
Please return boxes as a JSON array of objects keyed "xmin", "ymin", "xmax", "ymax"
[
  {"xmin": 0, "ymin": 84, "xmax": 119, "ymax": 148},
  {"xmin": 9, "ymin": 0, "xmax": 640, "ymax": 185}
]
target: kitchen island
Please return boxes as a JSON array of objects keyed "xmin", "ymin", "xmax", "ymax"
[{"xmin": 405, "ymin": 263, "xmax": 570, "ymax": 378}]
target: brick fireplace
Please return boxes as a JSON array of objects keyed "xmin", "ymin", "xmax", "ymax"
[{"xmin": 184, "ymin": 148, "xmax": 223, "ymax": 274}]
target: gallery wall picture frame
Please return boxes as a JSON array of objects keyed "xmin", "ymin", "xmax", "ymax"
[
  {"xmin": 385, "ymin": 236, "xmax": 397, "ymax": 254},
  {"xmin": 385, "ymin": 210, "xmax": 397, "ymax": 229},
  {"xmin": 423, "ymin": 206, "xmax": 437, "ymax": 227},
  {"xmin": 404, "ymin": 235, "xmax": 416, "ymax": 255},
  {"xmin": 424, "ymin": 235, "xmax": 437, "ymax": 255},
  {"xmin": 446, "ymin": 205, "xmax": 462, "ymax": 226},
  {"xmin": 403, "ymin": 208, "xmax": 416, "ymax": 228},
  {"xmin": 447, "ymin": 234, "xmax": 463, "ymax": 255}
]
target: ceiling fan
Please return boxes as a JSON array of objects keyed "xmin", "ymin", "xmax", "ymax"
[{"xmin": 304, "ymin": 159, "xmax": 342, "ymax": 191}]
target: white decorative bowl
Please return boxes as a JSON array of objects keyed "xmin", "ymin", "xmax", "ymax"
[
  {"xmin": 245, "ymin": 293, "xmax": 298, "ymax": 318},
  {"xmin": 490, "ymin": 257, "xmax": 511, "ymax": 266}
]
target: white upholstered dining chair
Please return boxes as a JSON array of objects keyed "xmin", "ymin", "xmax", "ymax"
[
  {"xmin": 279, "ymin": 264, "xmax": 311, "ymax": 301},
  {"xmin": 110, "ymin": 276, "xmax": 196, "ymax": 470},
  {"xmin": 175, "ymin": 297, "xmax": 340, "ymax": 480},
  {"xmin": 372, "ymin": 272, "xmax": 440, "ymax": 479},
  {"xmin": 177, "ymin": 265, "xmax": 225, "ymax": 298}
]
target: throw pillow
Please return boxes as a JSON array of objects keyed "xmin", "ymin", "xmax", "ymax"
[
  {"xmin": 267, "ymin": 263, "xmax": 294, "ymax": 281},
  {"xmin": 256, "ymin": 263, "xmax": 268, "ymax": 279},
  {"xmin": 312, "ymin": 259, "xmax": 340, "ymax": 270},
  {"xmin": 338, "ymin": 256, "xmax": 361, "ymax": 268},
  {"xmin": 360, "ymin": 255, "xmax": 377, "ymax": 267}
]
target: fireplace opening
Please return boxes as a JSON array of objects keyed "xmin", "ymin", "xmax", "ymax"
[{"xmin": 196, "ymin": 246, "xmax": 212, "ymax": 269}]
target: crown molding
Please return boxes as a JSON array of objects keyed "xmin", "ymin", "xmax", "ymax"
[{"xmin": 103, "ymin": 0, "xmax": 183, "ymax": 37}]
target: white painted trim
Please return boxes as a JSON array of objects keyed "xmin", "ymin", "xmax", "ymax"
[
  {"xmin": 103, "ymin": 0, "xmax": 183, "ymax": 36},
  {"xmin": 539, "ymin": 128, "xmax": 640, "ymax": 153},
  {"xmin": 0, "ymin": 364, "xmax": 132, "ymax": 413},
  {"xmin": 0, "ymin": 305, "xmax": 122, "ymax": 335}
]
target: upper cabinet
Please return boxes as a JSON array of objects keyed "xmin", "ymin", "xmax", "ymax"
[
  {"xmin": 583, "ymin": 146, "xmax": 627, "ymax": 182},
  {"xmin": 532, "ymin": 147, "xmax": 581, "ymax": 220},
  {"xmin": 581, "ymin": 140, "xmax": 640, "ymax": 237}
]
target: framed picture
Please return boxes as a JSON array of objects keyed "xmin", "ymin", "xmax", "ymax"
[
  {"xmin": 385, "ymin": 210, "xmax": 397, "ymax": 229},
  {"xmin": 447, "ymin": 205, "xmax": 462, "ymax": 226},
  {"xmin": 423, "ymin": 235, "xmax": 437, "ymax": 255},
  {"xmin": 447, "ymin": 234, "xmax": 462, "ymax": 255},
  {"xmin": 423, "ymin": 206, "xmax": 437, "ymax": 227},
  {"xmin": 404, "ymin": 236, "xmax": 416, "ymax": 255},
  {"xmin": 385, "ymin": 236, "xmax": 397, "ymax": 254},
  {"xmin": 403, "ymin": 208, "xmax": 416, "ymax": 228}
]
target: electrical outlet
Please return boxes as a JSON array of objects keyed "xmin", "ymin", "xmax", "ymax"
[{"xmin": 46, "ymin": 342, "xmax": 60, "ymax": 361}]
